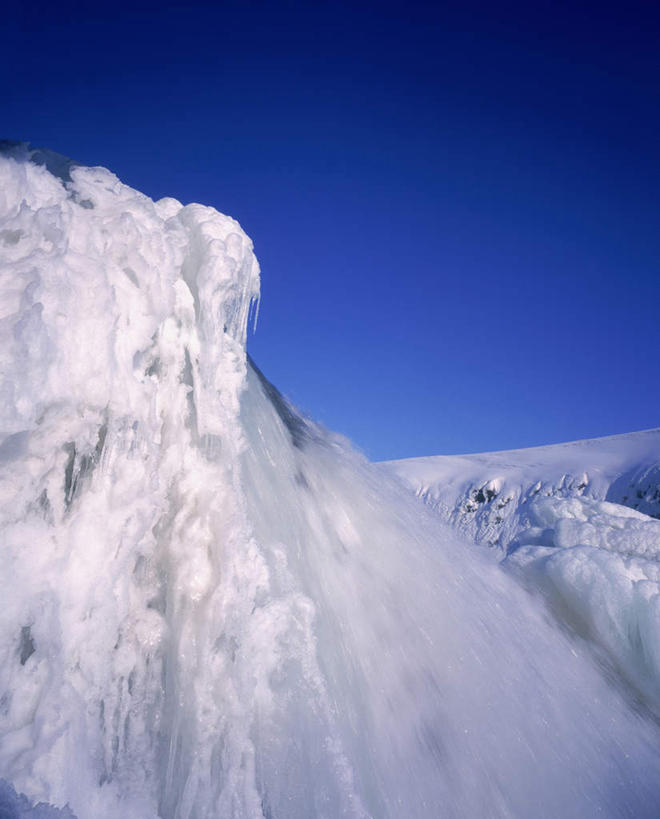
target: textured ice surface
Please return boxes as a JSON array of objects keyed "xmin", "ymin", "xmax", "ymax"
[
  {"xmin": 2, "ymin": 145, "xmax": 660, "ymax": 818},
  {"xmin": 388, "ymin": 434, "xmax": 660, "ymax": 716},
  {"xmin": 0, "ymin": 779, "xmax": 75, "ymax": 818},
  {"xmin": 506, "ymin": 496, "xmax": 660, "ymax": 712},
  {"xmin": 386, "ymin": 429, "xmax": 660, "ymax": 551}
]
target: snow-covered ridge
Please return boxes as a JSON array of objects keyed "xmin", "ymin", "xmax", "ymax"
[
  {"xmin": 3, "ymin": 145, "xmax": 660, "ymax": 818},
  {"xmin": 385, "ymin": 428, "xmax": 660, "ymax": 550}
]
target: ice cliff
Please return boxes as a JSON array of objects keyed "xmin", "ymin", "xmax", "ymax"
[{"xmin": 2, "ymin": 144, "xmax": 660, "ymax": 819}]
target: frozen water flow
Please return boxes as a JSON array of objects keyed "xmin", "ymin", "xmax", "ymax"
[
  {"xmin": 2, "ymin": 144, "xmax": 660, "ymax": 818},
  {"xmin": 388, "ymin": 434, "xmax": 660, "ymax": 719},
  {"xmin": 0, "ymin": 779, "xmax": 75, "ymax": 818}
]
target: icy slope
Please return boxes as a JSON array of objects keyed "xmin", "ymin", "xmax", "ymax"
[
  {"xmin": 386, "ymin": 429, "xmax": 660, "ymax": 551},
  {"xmin": 386, "ymin": 431, "xmax": 660, "ymax": 713},
  {"xmin": 2, "ymin": 144, "xmax": 660, "ymax": 818},
  {"xmin": 0, "ymin": 143, "xmax": 262, "ymax": 817}
]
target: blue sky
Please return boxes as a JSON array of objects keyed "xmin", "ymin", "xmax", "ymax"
[{"xmin": 4, "ymin": 0, "xmax": 659, "ymax": 460}]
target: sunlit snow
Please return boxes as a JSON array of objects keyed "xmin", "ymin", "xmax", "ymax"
[
  {"xmin": 387, "ymin": 432, "xmax": 660, "ymax": 727},
  {"xmin": 2, "ymin": 143, "xmax": 660, "ymax": 818}
]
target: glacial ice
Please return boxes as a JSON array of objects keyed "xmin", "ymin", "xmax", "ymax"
[{"xmin": 2, "ymin": 143, "xmax": 660, "ymax": 818}]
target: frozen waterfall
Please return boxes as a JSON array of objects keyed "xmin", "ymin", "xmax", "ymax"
[{"xmin": 1, "ymin": 143, "xmax": 660, "ymax": 819}]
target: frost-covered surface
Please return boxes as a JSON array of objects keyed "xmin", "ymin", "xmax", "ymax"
[
  {"xmin": 3, "ymin": 145, "xmax": 660, "ymax": 818},
  {"xmin": 0, "ymin": 779, "xmax": 75, "ymax": 818},
  {"xmin": 0, "ymin": 143, "xmax": 261, "ymax": 817},
  {"xmin": 386, "ymin": 429, "xmax": 660, "ymax": 551},
  {"xmin": 386, "ymin": 432, "xmax": 660, "ymax": 715},
  {"xmin": 505, "ymin": 496, "xmax": 660, "ymax": 711}
]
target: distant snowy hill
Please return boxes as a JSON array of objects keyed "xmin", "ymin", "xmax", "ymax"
[
  {"xmin": 2, "ymin": 143, "xmax": 660, "ymax": 819},
  {"xmin": 385, "ymin": 428, "xmax": 660, "ymax": 551}
]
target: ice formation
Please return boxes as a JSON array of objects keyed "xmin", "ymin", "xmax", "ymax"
[
  {"xmin": 2, "ymin": 144, "xmax": 660, "ymax": 818},
  {"xmin": 388, "ymin": 432, "xmax": 660, "ymax": 718},
  {"xmin": 386, "ymin": 429, "xmax": 660, "ymax": 552}
]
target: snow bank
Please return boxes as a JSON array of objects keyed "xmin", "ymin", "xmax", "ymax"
[
  {"xmin": 2, "ymin": 144, "xmax": 660, "ymax": 818},
  {"xmin": 385, "ymin": 429, "xmax": 660, "ymax": 550},
  {"xmin": 507, "ymin": 496, "xmax": 660, "ymax": 711},
  {"xmin": 387, "ymin": 434, "xmax": 660, "ymax": 717}
]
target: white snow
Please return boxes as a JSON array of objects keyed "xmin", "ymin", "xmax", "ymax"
[
  {"xmin": 0, "ymin": 780, "xmax": 75, "ymax": 818},
  {"xmin": 386, "ymin": 431, "xmax": 660, "ymax": 716},
  {"xmin": 385, "ymin": 428, "xmax": 660, "ymax": 549},
  {"xmin": 2, "ymin": 143, "xmax": 660, "ymax": 818},
  {"xmin": 506, "ymin": 495, "xmax": 660, "ymax": 713}
]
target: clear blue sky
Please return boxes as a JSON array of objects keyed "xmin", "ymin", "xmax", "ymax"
[{"xmin": 4, "ymin": 0, "xmax": 659, "ymax": 460}]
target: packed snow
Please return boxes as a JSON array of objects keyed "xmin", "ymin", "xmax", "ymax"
[
  {"xmin": 386, "ymin": 429, "xmax": 660, "ymax": 551},
  {"xmin": 2, "ymin": 143, "xmax": 660, "ymax": 818}
]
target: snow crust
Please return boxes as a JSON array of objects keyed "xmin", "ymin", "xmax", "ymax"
[
  {"xmin": 2, "ymin": 145, "xmax": 660, "ymax": 818},
  {"xmin": 0, "ymin": 779, "xmax": 75, "ymax": 818},
  {"xmin": 386, "ymin": 429, "xmax": 660, "ymax": 551}
]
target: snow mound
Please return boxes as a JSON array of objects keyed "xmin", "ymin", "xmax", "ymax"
[
  {"xmin": 3, "ymin": 144, "xmax": 660, "ymax": 818},
  {"xmin": 385, "ymin": 429, "xmax": 660, "ymax": 551},
  {"xmin": 387, "ymin": 433, "xmax": 660, "ymax": 715},
  {"xmin": 507, "ymin": 496, "xmax": 660, "ymax": 710}
]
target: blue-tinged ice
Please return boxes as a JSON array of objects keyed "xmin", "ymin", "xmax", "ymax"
[{"xmin": 2, "ymin": 143, "xmax": 660, "ymax": 818}]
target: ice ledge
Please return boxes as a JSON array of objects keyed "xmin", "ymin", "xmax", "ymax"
[{"xmin": 0, "ymin": 142, "xmax": 260, "ymax": 440}]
